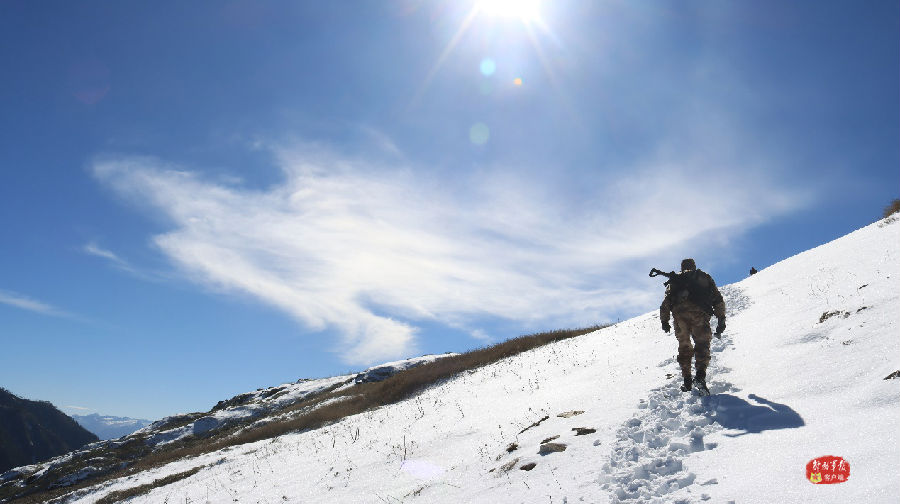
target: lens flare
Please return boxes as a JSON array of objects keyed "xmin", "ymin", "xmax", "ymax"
[
  {"xmin": 68, "ymin": 59, "xmax": 111, "ymax": 105},
  {"xmin": 469, "ymin": 123, "xmax": 490, "ymax": 145},
  {"xmin": 480, "ymin": 58, "xmax": 497, "ymax": 76}
]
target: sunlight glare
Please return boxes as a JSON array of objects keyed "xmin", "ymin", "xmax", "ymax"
[{"xmin": 476, "ymin": 0, "xmax": 542, "ymax": 22}]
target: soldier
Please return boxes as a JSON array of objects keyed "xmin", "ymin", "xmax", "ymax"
[{"xmin": 659, "ymin": 258, "xmax": 726, "ymax": 395}]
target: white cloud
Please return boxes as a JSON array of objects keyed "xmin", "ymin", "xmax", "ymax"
[
  {"xmin": 469, "ymin": 328, "xmax": 493, "ymax": 343},
  {"xmin": 91, "ymin": 142, "xmax": 810, "ymax": 365},
  {"xmin": 63, "ymin": 405, "xmax": 93, "ymax": 412},
  {"xmin": 84, "ymin": 242, "xmax": 127, "ymax": 264},
  {"xmin": 0, "ymin": 289, "xmax": 71, "ymax": 318},
  {"xmin": 83, "ymin": 241, "xmax": 163, "ymax": 283}
]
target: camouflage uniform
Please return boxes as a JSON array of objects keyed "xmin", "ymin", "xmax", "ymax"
[{"xmin": 659, "ymin": 259, "xmax": 726, "ymax": 385}]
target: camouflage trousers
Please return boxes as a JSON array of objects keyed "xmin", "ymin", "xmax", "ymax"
[{"xmin": 672, "ymin": 309, "xmax": 712, "ymax": 379}]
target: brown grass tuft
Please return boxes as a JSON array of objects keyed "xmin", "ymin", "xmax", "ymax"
[
  {"xmin": 93, "ymin": 466, "xmax": 206, "ymax": 504},
  {"xmin": 884, "ymin": 198, "xmax": 900, "ymax": 219}
]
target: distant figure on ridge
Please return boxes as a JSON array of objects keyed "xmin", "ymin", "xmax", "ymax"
[
  {"xmin": 750, "ymin": 266, "xmax": 758, "ymax": 275},
  {"xmin": 651, "ymin": 259, "xmax": 726, "ymax": 396}
]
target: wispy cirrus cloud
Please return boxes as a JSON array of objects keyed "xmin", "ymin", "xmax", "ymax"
[
  {"xmin": 91, "ymin": 138, "xmax": 811, "ymax": 365},
  {"xmin": 82, "ymin": 241, "xmax": 164, "ymax": 283},
  {"xmin": 63, "ymin": 405, "xmax": 93, "ymax": 412},
  {"xmin": 0, "ymin": 288, "xmax": 73, "ymax": 319},
  {"xmin": 84, "ymin": 242, "xmax": 128, "ymax": 266}
]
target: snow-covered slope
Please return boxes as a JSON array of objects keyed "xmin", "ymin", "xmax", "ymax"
[
  {"xmin": 48, "ymin": 218, "xmax": 900, "ymax": 502},
  {"xmin": 0, "ymin": 353, "xmax": 460, "ymax": 500}
]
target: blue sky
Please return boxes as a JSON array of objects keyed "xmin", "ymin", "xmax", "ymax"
[{"xmin": 1, "ymin": 0, "xmax": 897, "ymax": 421}]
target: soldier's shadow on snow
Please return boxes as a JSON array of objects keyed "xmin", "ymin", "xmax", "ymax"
[{"xmin": 706, "ymin": 393, "xmax": 805, "ymax": 437}]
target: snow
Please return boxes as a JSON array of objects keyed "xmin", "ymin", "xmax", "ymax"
[
  {"xmin": 61, "ymin": 217, "xmax": 900, "ymax": 503},
  {"xmin": 136, "ymin": 356, "xmax": 455, "ymax": 448},
  {"xmin": 136, "ymin": 374, "xmax": 355, "ymax": 447},
  {"xmin": 0, "ymin": 355, "xmax": 465, "ymax": 496},
  {"xmin": 354, "ymin": 353, "xmax": 459, "ymax": 383}
]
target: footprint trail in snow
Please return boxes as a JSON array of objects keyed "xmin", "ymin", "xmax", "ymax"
[{"xmin": 599, "ymin": 286, "xmax": 750, "ymax": 503}]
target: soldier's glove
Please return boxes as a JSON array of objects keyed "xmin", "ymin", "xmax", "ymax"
[
  {"xmin": 661, "ymin": 321, "xmax": 671, "ymax": 333},
  {"xmin": 715, "ymin": 317, "xmax": 726, "ymax": 338}
]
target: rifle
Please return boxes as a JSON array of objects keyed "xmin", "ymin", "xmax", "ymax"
[{"xmin": 649, "ymin": 268, "xmax": 677, "ymax": 284}]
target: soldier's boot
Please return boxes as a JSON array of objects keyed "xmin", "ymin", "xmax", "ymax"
[
  {"xmin": 693, "ymin": 368, "xmax": 709, "ymax": 395},
  {"xmin": 677, "ymin": 349, "xmax": 693, "ymax": 392},
  {"xmin": 680, "ymin": 371, "xmax": 692, "ymax": 392}
]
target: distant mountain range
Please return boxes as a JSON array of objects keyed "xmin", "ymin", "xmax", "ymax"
[
  {"xmin": 0, "ymin": 388, "xmax": 98, "ymax": 474},
  {"xmin": 71, "ymin": 413, "xmax": 153, "ymax": 441}
]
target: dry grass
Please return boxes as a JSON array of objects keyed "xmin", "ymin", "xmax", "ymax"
[
  {"xmin": 93, "ymin": 465, "xmax": 206, "ymax": 504},
  {"xmin": 884, "ymin": 198, "xmax": 900, "ymax": 219}
]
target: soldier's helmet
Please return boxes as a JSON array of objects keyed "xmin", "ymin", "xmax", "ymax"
[{"xmin": 680, "ymin": 258, "xmax": 696, "ymax": 272}]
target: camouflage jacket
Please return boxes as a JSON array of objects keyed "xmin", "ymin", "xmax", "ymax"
[{"xmin": 659, "ymin": 269, "xmax": 726, "ymax": 323}]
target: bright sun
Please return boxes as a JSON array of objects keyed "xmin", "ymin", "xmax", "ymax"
[
  {"xmin": 476, "ymin": 0, "xmax": 542, "ymax": 22},
  {"xmin": 411, "ymin": 0, "xmax": 554, "ymax": 106}
]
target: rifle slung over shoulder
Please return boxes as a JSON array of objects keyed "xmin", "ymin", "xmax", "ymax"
[{"xmin": 649, "ymin": 268, "xmax": 676, "ymax": 279}]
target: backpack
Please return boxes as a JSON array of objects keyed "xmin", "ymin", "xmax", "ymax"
[{"xmin": 666, "ymin": 270, "xmax": 715, "ymax": 315}]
